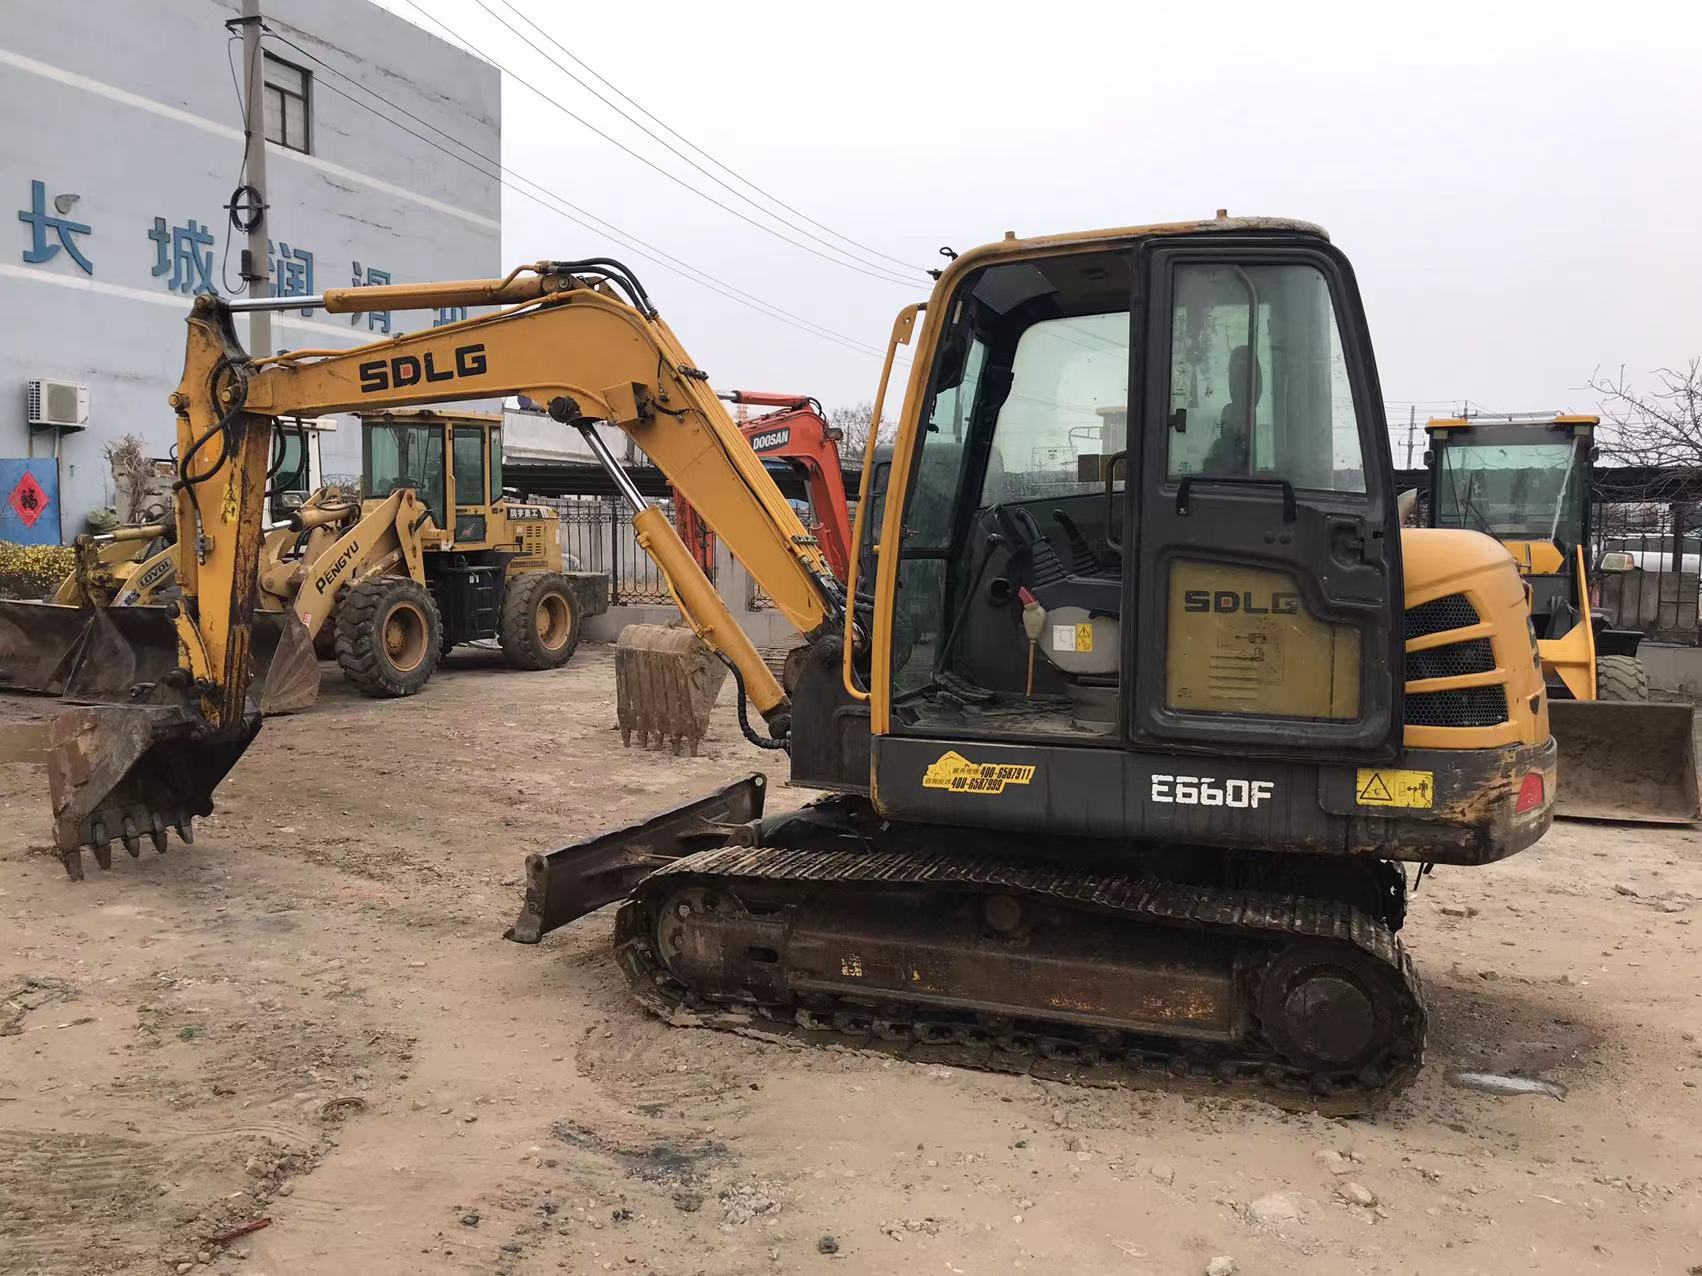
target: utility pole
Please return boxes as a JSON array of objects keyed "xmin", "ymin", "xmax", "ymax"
[
  {"xmin": 1405, "ymin": 405, "xmax": 1416, "ymax": 469},
  {"xmin": 236, "ymin": 0, "xmax": 271, "ymax": 354}
]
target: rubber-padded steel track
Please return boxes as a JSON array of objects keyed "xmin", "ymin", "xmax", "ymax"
[{"xmin": 612, "ymin": 845, "xmax": 1426, "ymax": 1111}]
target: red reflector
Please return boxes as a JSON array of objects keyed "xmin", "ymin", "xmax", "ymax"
[{"xmin": 1515, "ymin": 772, "xmax": 1545, "ymax": 814}]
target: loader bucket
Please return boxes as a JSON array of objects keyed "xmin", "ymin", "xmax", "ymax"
[
  {"xmin": 506, "ymin": 773, "xmax": 765, "ymax": 943},
  {"xmin": 0, "ymin": 598, "xmax": 94, "ymax": 694},
  {"xmin": 44, "ymin": 701, "xmax": 260, "ymax": 880},
  {"xmin": 1549, "ymin": 700, "xmax": 1700, "ymax": 824},
  {"xmin": 249, "ymin": 611, "xmax": 321, "ymax": 716},
  {"xmin": 0, "ymin": 601, "xmax": 317, "ymax": 714},
  {"xmin": 0, "ymin": 601, "xmax": 182, "ymax": 701},
  {"xmin": 613, "ymin": 623, "xmax": 729, "ymax": 756}
]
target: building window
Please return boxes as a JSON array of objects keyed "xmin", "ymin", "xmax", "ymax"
[{"xmin": 262, "ymin": 52, "xmax": 311, "ymax": 154}]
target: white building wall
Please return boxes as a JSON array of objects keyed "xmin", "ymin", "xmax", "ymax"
[{"xmin": 0, "ymin": 0, "xmax": 500, "ymax": 537}]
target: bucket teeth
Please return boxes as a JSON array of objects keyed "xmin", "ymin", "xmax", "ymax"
[
  {"xmin": 613, "ymin": 624, "xmax": 729, "ymax": 759},
  {"xmin": 121, "ymin": 817, "xmax": 142, "ymax": 858}
]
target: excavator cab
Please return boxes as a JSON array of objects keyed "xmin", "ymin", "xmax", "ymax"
[{"xmin": 847, "ymin": 236, "xmax": 1503, "ymax": 849}]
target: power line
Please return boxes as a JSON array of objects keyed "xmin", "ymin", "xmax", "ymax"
[
  {"xmin": 264, "ymin": 29, "xmax": 902, "ymax": 363},
  {"xmin": 485, "ymin": 0, "xmax": 920, "ymax": 277},
  {"xmin": 413, "ymin": 0, "xmax": 922, "ymax": 289}
]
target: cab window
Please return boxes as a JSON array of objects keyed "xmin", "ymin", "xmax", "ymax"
[
  {"xmin": 453, "ymin": 427, "xmax": 485, "ymax": 507},
  {"xmin": 364, "ymin": 422, "xmax": 445, "ymax": 527},
  {"xmin": 1165, "ymin": 263, "xmax": 1365, "ymax": 493},
  {"xmin": 885, "ymin": 250, "xmax": 1132, "ymax": 740}
]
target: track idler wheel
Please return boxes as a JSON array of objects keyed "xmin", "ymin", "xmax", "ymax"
[{"xmin": 1256, "ymin": 944, "xmax": 1404, "ymax": 1078}]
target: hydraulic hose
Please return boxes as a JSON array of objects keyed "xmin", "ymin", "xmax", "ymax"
[{"xmin": 715, "ymin": 651, "xmax": 789, "ymax": 752}]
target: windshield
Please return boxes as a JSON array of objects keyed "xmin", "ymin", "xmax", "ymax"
[
  {"xmin": 1434, "ymin": 440, "xmax": 1583, "ymax": 544},
  {"xmin": 363, "ymin": 422, "xmax": 446, "ymax": 527}
]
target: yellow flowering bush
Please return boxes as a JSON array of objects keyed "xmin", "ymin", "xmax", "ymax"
[{"xmin": 0, "ymin": 541, "xmax": 75, "ymax": 599}]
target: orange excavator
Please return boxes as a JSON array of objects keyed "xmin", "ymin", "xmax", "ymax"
[{"xmin": 674, "ymin": 392, "xmax": 853, "ymax": 581}]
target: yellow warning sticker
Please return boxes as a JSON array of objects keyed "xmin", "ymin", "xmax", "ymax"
[
  {"xmin": 923, "ymin": 750, "xmax": 1037, "ymax": 795},
  {"xmin": 1075, "ymin": 623, "xmax": 1094, "ymax": 653},
  {"xmin": 1355, "ymin": 768, "xmax": 1435, "ymax": 809}
]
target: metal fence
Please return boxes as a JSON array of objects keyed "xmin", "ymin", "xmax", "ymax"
[
  {"xmin": 1592, "ymin": 503, "xmax": 1701, "ymax": 642},
  {"xmin": 526, "ymin": 495, "xmax": 700, "ymax": 606}
]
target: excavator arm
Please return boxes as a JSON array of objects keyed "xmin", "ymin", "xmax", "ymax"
[{"xmin": 37, "ymin": 260, "xmax": 844, "ymax": 876}]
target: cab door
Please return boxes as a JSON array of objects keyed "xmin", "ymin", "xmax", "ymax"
[
  {"xmin": 1130, "ymin": 237, "xmax": 1401, "ymax": 759},
  {"xmin": 451, "ymin": 424, "xmax": 490, "ymax": 544}
]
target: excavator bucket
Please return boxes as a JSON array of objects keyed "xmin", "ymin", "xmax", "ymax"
[
  {"xmin": 45, "ymin": 702, "xmax": 260, "ymax": 880},
  {"xmin": 1549, "ymin": 700, "xmax": 1701, "ymax": 824},
  {"xmin": 613, "ymin": 623, "xmax": 729, "ymax": 756}
]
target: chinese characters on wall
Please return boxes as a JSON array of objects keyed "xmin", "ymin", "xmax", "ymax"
[{"xmin": 18, "ymin": 180, "xmax": 468, "ymax": 331}]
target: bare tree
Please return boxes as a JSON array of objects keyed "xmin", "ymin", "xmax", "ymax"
[
  {"xmin": 102, "ymin": 434, "xmax": 155, "ymax": 524},
  {"xmin": 1589, "ymin": 358, "xmax": 1702, "ymax": 471},
  {"xmin": 829, "ymin": 400, "xmax": 896, "ymax": 457},
  {"xmin": 1588, "ymin": 360, "xmax": 1702, "ymax": 559}
]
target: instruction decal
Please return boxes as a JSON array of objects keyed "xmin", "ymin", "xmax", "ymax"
[
  {"xmin": 1355, "ymin": 768, "xmax": 1435, "ymax": 809},
  {"xmin": 1051, "ymin": 623, "xmax": 1094, "ymax": 653},
  {"xmin": 922, "ymin": 750, "xmax": 1036, "ymax": 795}
]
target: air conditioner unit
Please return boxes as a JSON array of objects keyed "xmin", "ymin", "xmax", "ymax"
[{"xmin": 26, "ymin": 379, "xmax": 90, "ymax": 431}]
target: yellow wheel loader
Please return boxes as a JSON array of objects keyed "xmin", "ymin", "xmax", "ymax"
[
  {"xmin": 0, "ymin": 410, "xmax": 607, "ymax": 714},
  {"xmin": 13, "ymin": 228, "xmax": 1556, "ymax": 1109},
  {"xmin": 1424, "ymin": 414, "xmax": 1699, "ymax": 822}
]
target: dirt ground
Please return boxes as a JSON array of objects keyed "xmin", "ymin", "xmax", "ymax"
[{"xmin": 2, "ymin": 644, "xmax": 1700, "ymax": 1276}]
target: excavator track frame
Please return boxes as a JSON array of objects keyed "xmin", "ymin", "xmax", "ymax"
[{"xmin": 610, "ymin": 844, "xmax": 1425, "ymax": 1112}]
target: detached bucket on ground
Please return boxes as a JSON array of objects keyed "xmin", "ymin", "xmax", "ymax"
[{"xmin": 613, "ymin": 623, "xmax": 728, "ymax": 756}]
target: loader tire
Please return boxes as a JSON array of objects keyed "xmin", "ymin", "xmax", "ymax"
[
  {"xmin": 335, "ymin": 576, "xmax": 442, "ymax": 698},
  {"xmin": 1595, "ymin": 654, "xmax": 1650, "ymax": 702},
  {"xmin": 499, "ymin": 572, "xmax": 581, "ymax": 671}
]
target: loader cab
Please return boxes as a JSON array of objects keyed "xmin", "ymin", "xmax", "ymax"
[
  {"xmin": 1424, "ymin": 415, "xmax": 1594, "ymax": 639},
  {"xmin": 359, "ymin": 409, "xmax": 506, "ymax": 549},
  {"xmin": 268, "ymin": 416, "xmax": 330, "ymax": 520},
  {"xmin": 853, "ymin": 221, "xmax": 1408, "ymax": 843}
]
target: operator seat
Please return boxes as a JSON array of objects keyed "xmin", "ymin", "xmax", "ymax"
[{"xmin": 1202, "ymin": 344, "xmax": 1262, "ymax": 474}]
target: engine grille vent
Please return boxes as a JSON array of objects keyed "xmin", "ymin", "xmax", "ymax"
[
  {"xmin": 1405, "ymin": 685, "xmax": 1508, "ymax": 728},
  {"xmin": 1405, "ymin": 637, "xmax": 1495, "ymax": 682},
  {"xmin": 1404, "ymin": 593, "xmax": 1480, "ymax": 640}
]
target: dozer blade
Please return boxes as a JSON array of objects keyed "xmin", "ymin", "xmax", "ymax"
[
  {"xmin": 1550, "ymin": 700, "xmax": 1701, "ymax": 824},
  {"xmin": 45, "ymin": 702, "xmax": 260, "ymax": 880},
  {"xmin": 249, "ymin": 611, "xmax": 321, "ymax": 716},
  {"xmin": 505, "ymin": 773, "xmax": 764, "ymax": 943},
  {"xmin": 613, "ymin": 623, "xmax": 729, "ymax": 756}
]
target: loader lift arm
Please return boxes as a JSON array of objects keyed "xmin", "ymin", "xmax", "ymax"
[{"xmin": 44, "ymin": 260, "xmax": 843, "ymax": 874}]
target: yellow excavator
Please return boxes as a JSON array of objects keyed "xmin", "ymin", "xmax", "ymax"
[{"xmin": 15, "ymin": 221, "xmax": 1556, "ymax": 1105}]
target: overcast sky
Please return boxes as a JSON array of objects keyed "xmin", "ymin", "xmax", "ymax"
[{"xmin": 378, "ymin": 0, "xmax": 1700, "ymax": 458}]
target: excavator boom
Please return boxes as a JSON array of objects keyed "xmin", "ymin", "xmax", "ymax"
[{"xmin": 26, "ymin": 260, "xmax": 843, "ymax": 876}]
